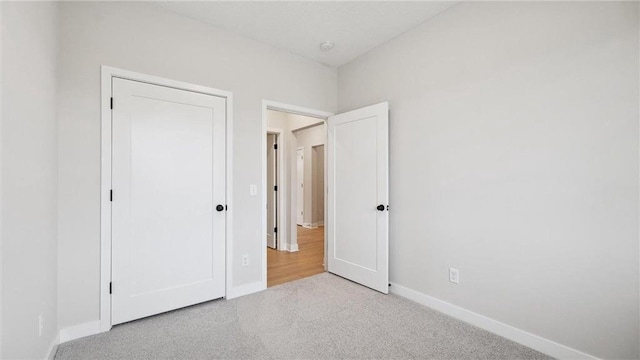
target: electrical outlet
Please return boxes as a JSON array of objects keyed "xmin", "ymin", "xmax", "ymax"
[
  {"xmin": 242, "ymin": 254, "xmax": 249, "ymax": 267},
  {"xmin": 449, "ymin": 268, "xmax": 459, "ymax": 284},
  {"xmin": 38, "ymin": 314, "xmax": 43, "ymax": 337},
  {"xmin": 249, "ymin": 184, "xmax": 257, "ymax": 196}
]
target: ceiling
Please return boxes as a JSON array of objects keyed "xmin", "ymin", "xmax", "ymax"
[{"xmin": 157, "ymin": 1, "xmax": 458, "ymax": 67}]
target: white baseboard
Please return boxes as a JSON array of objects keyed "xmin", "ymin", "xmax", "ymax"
[
  {"xmin": 226, "ymin": 281, "xmax": 265, "ymax": 299},
  {"xmin": 389, "ymin": 282, "xmax": 600, "ymax": 360},
  {"xmin": 281, "ymin": 242, "xmax": 299, "ymax": 252},
  {"xmin": 303, "ymin": 222, "xmax": 324, "ymax": 228},
  {"xmin": 45, "ymin": 333, "xmax": 59, "ymax": 360},
  {"xmin": 59, "ymin": 320, "xmax": 101, "ymax": 343}
]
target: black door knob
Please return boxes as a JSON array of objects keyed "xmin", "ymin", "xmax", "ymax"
[
  {"xmin": 377, "ymin": 204, "xmax": 385, "ymax": 211},
  {"xmin": 216, "ymin": 204, "xmax": 225, "ymax": 212}
]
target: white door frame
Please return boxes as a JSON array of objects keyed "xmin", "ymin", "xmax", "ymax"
[
  {"xmin": 296, "ymin": 146, "xmax": 305, "ymax": 226},
  {"xmin": 100, "ymin": 66, "xmax": 234, "ymax": 332},
  {"xmin": 310, "ymin": 144, "xmax": 326, "ymax": 228},
  {"xmin": 261, "ymin": 100, "xmax": 333, "ymax": 288},
  {"xmin": 266, "ymin": 128, "xmax": 284, "ymax": 250}
]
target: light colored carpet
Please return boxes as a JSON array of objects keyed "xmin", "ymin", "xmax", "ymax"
[{"xmin": 55, "ymin": 273, "xmax": 553, "ymax": 360}]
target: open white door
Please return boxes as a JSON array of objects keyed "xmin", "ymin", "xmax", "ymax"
[
  {"xmin": 327, "ymin": 102, "xmax": 389, "ymax": 294},
  {"xmin": 111, "ymin": 78, "xmax": 226, "ymax": 324}
]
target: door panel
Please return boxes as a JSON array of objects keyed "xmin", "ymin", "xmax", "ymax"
[
  {"xmin": 111, "ymin": 78, "xmax": 226, "ymax": 324},
  {"xmin": 327, "ymin": 102, "xmax": 389, "ymax": 294}
]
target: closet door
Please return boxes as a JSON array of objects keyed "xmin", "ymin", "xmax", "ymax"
[{"xmin": 111, "ymin": 78, "xmax": 226, "ymax": 324}]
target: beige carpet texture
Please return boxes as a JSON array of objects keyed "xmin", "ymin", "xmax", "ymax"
[{"xmin": 55, "ymin": 273, "xmax": 552, "ymax": 359}]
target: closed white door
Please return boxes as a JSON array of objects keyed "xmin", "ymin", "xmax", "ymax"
[
  {"xmin": 266, "ymin": 134, "xmax": 277, "ymax": 249},
  {"xmin": 327, "ymin": 102, "xmax": 389, "ymax": 294},
  {"xmin": 111, "ymin": 78, "xmax": 226, "ymax": 325},
  {"xmin": 296, "ymin": 147, "xmax": 305, "ymax": 225}
]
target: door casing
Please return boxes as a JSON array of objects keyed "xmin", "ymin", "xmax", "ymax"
[
  {"xmin": 100, "ymin": 66, "xmax": 234, "ymax": 332},
  {"xmin": 296, "ymin": 147, "xmax": 305, "ymax": 226}
]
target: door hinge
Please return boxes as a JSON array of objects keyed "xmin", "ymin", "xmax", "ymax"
[
  {"xmin": 109, "ymin": 282, "xmax": 112, "ymax": 294},
  {"xmin": 274, "ymin": 227, "xmax": 277, "ymax": 233},
  {"xmin": 110, "ymin": 190, "xmax": 113, "ymax": 201},
  {"xmin": 274, "ymin": 144, "xmax": 278, "ymax": 150},
  {"xmin": 274, "ymin": 185, "xmax": 277, "ymax": 191},
  {"xmin": 110, "ymin": 97, "xmax": 113, "ymax": 110}
]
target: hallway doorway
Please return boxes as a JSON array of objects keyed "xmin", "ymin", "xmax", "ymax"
[{"xmin": 263, "ymin": 104, "xmax": 329, "ymax": 287}]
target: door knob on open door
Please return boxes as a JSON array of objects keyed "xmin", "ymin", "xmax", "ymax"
[
  {"xmin": 377, "ymin": 204, "xmax": 385, "ymax": 211},
  {"xmin": 216, "ymin": 204, "xmax": 225, "ymax": 212}
]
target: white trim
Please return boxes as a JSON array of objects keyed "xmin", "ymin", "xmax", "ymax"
[
  {"xmin": 264, "ymin": 100, "xmax": 333, "ymax": 119},
  {"xmin": 281, "ymin": 243, "xmax": 299, "ymax": 252},
  {"xmin": 59, "ymin": 320, "xmax": 101, "ymax": 344},
  {"xmin": 100, "ymin": 66, "xmax": 233, "ymax": 333},
  {"xmin": 389, "ymin": 282, "xmax": 600, "ymax": 360},
  {"xmin": 295, "ymin": 146, "xmax": 305, "ymax": 228},
  {"xmin": 312, "ymin": 221, "xmax": 324, "ymax": 227},
  {"xmin": 291, "ymin": 120, "xmax": 325, "ymax": 133},
  {"xmin": 302, "ymin": 223, "xmax": 316, "ymax": 229},
  {"xmin": 45, "ymin": 333, "xmax": 59, "ymax": 360},
  {"xmin": 261, "ymin": 100, "xmax": 333, "ymax": 290},
  {"xmin": 279, "ymin": 242, "xmax": 299, "ymax": 252},
  {"xmin": 226, "ymin": 281, "xmax": 265, "ymax": 299}
]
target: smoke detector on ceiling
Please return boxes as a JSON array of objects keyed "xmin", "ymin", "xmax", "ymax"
[{"xmin": 319, "ymin": 41, "xmax": 335, "ymax": 51}]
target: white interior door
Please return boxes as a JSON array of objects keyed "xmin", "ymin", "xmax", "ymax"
[
  {"xmin": 266, "ymin": 134, "xmax": 277, "ymax": 249},
  {"xmin": 296, "ymin": 147, "xmax": 305, "ymax": 225},
  {"xmin": 111, "ymin": 78, "xmax": 226, "ymax": 325},
  {"xmin": 327, "ymin": 102, "xmax": 389, "ymax": 294}
]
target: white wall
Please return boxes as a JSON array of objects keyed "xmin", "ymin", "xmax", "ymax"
[
  {"xmin": 0, "ymin": 3, "xmax": 4, "ymax": 356},
  {"xmin": 57, "ymin": 2, "xmax": 336, "ymax": 330},
  {"xmin": 338, "ymin": 2, "xmax": 639, "ymax": 359},
  {"xmin": 1, "ymin": 2, "xmax": 59, "ymax": 358},
  {"xmin": 293, "ymin": 124, "xmax": 325, "ymax": 226},
  {"xmin": 312, "ymin": 145, "xmax": 325, "ymax": 225}
]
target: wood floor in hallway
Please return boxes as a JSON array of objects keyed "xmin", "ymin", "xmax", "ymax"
[{"xmin": 267, "ymin": 226, "xmax": 325, "ymax": 287}]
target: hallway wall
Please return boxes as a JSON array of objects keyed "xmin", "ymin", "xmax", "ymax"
[{"xmin": 293, "ymin": 125, "xmax": 325, "ymax": 226}]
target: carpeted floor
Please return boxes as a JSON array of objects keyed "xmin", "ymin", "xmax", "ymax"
[{"xmin": 55, "ymin": 273, "xmax": 553, "ymax": 360}]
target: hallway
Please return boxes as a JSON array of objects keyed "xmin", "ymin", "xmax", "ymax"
[{"xmin": 267, "ymin": 226, "xmax": 325, "ymax": 287}]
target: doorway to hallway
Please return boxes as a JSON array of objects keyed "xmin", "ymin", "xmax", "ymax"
[
  {"xmin": 261, "ymin": 100, "xmax": 390, "ymax": 294},
  {"xmin": 264, "ymin": 106, "xmax": 327, "ymax": 287}
]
